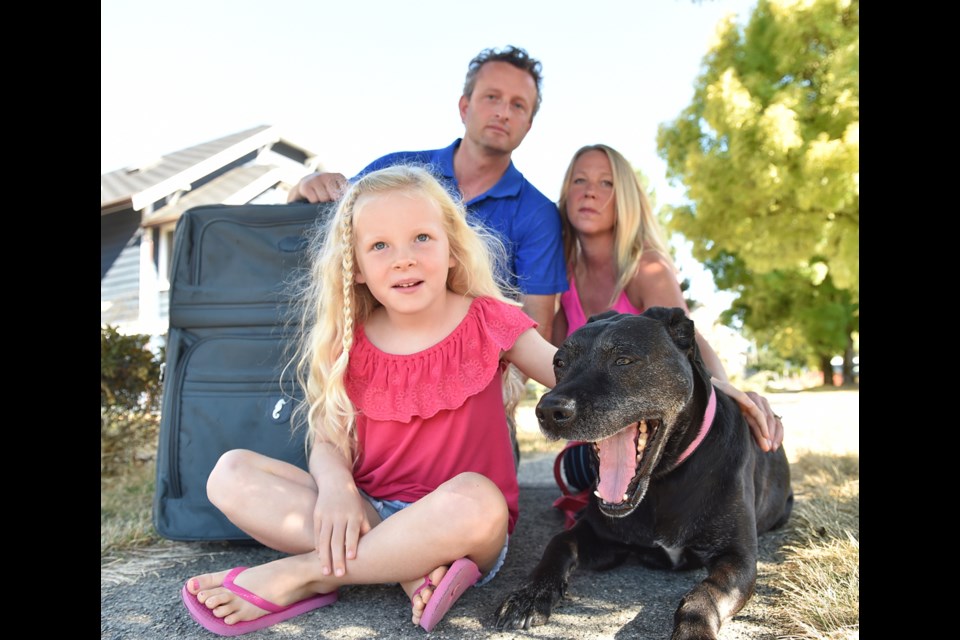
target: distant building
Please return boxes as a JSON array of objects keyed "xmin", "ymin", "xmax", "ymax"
[{"xmin": 101, "ymin": 125, "xmax": 318, "ymax": 336}]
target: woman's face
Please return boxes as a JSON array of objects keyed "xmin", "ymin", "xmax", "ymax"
[{"xmin": 565, "ymin": 150, "xmax": 616, "ymax": 237}]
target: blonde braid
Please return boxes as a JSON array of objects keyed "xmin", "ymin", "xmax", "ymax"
[
  {"xmin": 324, "ymin": 189, "xmax": 361, "ymax": 461},
  {"xmin": 296, "ymin": 184, "xmax": 366, "ymax": 462},
  {"xmin": 339, "ymin": 205, "xmax": 356, "ymax": 358}
]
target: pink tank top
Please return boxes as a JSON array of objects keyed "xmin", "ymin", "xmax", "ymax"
[
  {"xmin": 345, "ymin": 297, "xmax": 533, "ymax": 534},
  {"xmin": 560, "ymin": 276, "xmax": 643, "ymax": 337}
]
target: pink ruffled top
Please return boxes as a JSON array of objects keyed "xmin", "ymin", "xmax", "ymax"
[{"xmin": 345, "ymin": 296, "xmax": 536, "ymax": 533}]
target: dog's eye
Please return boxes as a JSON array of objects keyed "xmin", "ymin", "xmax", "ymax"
[
  {"xmin": 553, "ymin": 356, "xmax": 566, "ymax": 370},
  {"xmin": 614, "ymin": 357, "xmax": 633, "ymax": 366}
]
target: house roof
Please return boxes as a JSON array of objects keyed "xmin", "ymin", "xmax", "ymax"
[
  {"xmin": 100, "ymin": 124, "xmax": 317, "ymax": 214},
  {"xmin": 141, "ymin": 164, "xmax": 299, "ymax": 227}
]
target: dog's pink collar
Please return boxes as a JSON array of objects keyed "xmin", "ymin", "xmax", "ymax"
[{"xmin": 676, "ymin": 386, "xmax": 717, "ymax": 465}]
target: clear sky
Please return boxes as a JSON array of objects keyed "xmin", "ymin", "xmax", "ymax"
[{"xmin": 101, "ymin": 0, "xmax": 757, "ymax": 315}]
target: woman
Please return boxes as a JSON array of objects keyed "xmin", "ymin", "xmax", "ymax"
[{"xmin": 553, "ymin": 145, "xmax": 782, "ymax": 501}]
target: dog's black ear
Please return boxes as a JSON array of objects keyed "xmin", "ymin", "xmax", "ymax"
[
  {"xmin": 587, "ymin": 310, "xmax": 621, "ymax": 324},
  {"xmin": 643, "ymin": 306, "xmax": 695, "ymax": 352}
]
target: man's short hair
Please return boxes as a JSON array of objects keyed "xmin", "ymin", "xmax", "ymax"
[{"xmin": 463, "ymin": 45, "xmax": 543, "ymax": 118}]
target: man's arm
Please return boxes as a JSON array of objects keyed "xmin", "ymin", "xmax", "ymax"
[
  {"xmin": 510, "ymin": 197, "xmax": 566, "ymax": 347},
  {"xmin": 287, "ymin": 172, "xmax": 348, "ymax": 203},
  {"xmin": 521, "ymin": 293, "xmax": 556, "ymax": 344},
  {"xmin": 288, "ymin": 149, "xmax": 422, "ymax": 203}
]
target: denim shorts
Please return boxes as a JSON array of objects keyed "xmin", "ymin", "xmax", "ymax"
[{"xmin": 361, "ymin": 491, "xmax": 509, "ymax": 587}]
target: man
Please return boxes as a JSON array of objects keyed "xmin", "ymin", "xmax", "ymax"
[{"xmin": 288, "ymin": 45, "xmax": 566, "ymax": 342}]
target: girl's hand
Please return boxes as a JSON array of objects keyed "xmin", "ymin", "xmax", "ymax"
[
  {"xmin": 710, "ymin": 378, "xmax": 784, "ymax": 452},
  {"xmin": 312, "ymin": 489, "xmax": 370, "ymax": 578}
]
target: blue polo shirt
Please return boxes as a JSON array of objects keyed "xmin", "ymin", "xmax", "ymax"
[{"xmin": 355, "ymin": 139, "xmax": 568, "ymax": 296}]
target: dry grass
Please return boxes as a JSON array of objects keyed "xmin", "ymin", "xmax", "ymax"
[
  {"xmin": 101, "ymin": 460, "xmax": 162, "ymax": 556},
  {"xmin": 771, "ymin": 451, "xmax": 860, "ymax": 639}
]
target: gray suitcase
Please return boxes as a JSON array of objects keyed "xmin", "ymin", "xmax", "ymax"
[{"xmin": 153, "ymin": 202, "xmax": 334, "ymax": 541}]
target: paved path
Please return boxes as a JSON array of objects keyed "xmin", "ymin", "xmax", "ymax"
[{"xmin": 102, "ymin": 451, "xmax": 796, "ymax": 639}]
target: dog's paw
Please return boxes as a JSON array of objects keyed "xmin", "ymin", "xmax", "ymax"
[
  {"xmin": 494, "ymin": 584, "xmax": 559, "ymax": 630},
  {"xmin": 672, "ymin": 605, "xmax": 721, "ymax": 640},
  {"xmin": 671, "ymin": 628, "xmax": 718, "ymax": 640}
]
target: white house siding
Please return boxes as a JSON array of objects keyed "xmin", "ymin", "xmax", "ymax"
[{"xmin": 101, "ymin": 210, "xmax": 142, "ymax": 330}]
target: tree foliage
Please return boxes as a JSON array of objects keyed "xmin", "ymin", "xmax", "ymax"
[
  {"xmin": 657, "ymin": 0, "xmax": 858, "ymax": 300},
  {"xmin": 708, "ymin": 251, "xmax": 858, "ymax": 383},
  {"xmin": 101, "ymin": 326, "xmax": 164, "ymax": 472},
  {"xmin": 101, "ymin": 325, "xmax": 163, "ymax": 414},
  {"xmin": 656, "ymin": 0, "xmax": 858, "ymax": 380}
]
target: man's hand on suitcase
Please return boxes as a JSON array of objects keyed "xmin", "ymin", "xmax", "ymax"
[{"xmin": 288, "ymin": 172, "xmax": 349, "ymax": 203}]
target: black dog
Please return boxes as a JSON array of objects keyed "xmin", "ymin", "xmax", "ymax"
[{"xmin": 496, "ymin": 307, "xmax": 793, "ymax": 640}]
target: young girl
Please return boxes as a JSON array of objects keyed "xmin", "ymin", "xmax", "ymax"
[
  {"xmin": 553, "ymin": 144, "xmax": 783, "ymax": 499},
  {"xmin": 181, "ymin": 165, "xmax": 557, "ymax": 635}
]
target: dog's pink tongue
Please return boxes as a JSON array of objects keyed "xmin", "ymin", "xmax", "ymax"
[{"xmin": 597, "ymin": 423, "xmax": 639, "ymax": 504}]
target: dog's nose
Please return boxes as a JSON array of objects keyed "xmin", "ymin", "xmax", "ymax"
[{"xmin": 536, "ymin": 395, "xmax": 577, "ymax": 427}]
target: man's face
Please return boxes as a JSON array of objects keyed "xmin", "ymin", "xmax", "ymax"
[{"xmin": 459, "ymin": 61, "xmax": 537, "ymax": 155}]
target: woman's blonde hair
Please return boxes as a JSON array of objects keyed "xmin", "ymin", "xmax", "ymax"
[
  {"xmin": 557, "ymin": 144, "xmax": 676, "ymax": 307},
  {"xmin": 292, "ymin": 164, "xmax": 520, "ymax": 462}
]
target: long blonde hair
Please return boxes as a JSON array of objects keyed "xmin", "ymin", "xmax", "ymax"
[
  {"xmin": 292, "ymin": 164, "xmax": 520, "ymax": 462},
  {"xmin": 557, "ymin": 144, "xmax": 675, "ymax": 307}
]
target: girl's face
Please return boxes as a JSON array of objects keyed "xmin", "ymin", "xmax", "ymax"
[
  {"xmin": 352, "ymin": 190, "xmax": 456, "ymax": 315},
  {"xmin": 566, "ymin": 150, "xmax": 616, "ymax": 237}
]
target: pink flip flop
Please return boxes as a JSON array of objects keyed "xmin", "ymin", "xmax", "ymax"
[
  {"xmin": 415, "ymin": 557, "xmax": 482, "ymax": 632},
  {"xmin": 181, "ymin": 566, "xmax": 338, "ymax": 637}
]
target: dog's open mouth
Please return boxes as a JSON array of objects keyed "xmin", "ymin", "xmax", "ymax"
[{"xmin": 592, "ymin": 419, "xmax": 660, "ymax": 517}]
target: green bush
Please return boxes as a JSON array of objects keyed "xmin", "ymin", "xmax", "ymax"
[
  {"xmin": 101, "ymin": 326, "xmax": 164, "ymax": 474},
  {"xmin": 101, "ymin": 325, "xmax": 163, "ymax": 413}
]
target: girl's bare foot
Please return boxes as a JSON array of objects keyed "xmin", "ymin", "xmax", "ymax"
[
  {"xmin": 185, "ymin": 562, "xmax": 324, "ymax": 626},
  {"xmin": 404, "ymin": 565, "xmax": 449, "ymax": 626}
]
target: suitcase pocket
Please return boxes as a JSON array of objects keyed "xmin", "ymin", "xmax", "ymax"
[
  {"xmin": 169, "ymin": 214, "xmax": 315, "ymax": 328},
  {"xmin": 154, "ymin": 332, "xmax": 306, "ymax": 541}
]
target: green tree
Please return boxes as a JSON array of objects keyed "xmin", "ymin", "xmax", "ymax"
[
  {"xmin": 709, "ymin": 252, "xmax": 858, "ymax": 385},
  {"xmin": 657, "ymin": 0, "xmax": 858, "ymax": 380}
]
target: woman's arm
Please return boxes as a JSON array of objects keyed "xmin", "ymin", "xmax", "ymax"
[
  {"xmin": 552, "ymin": 306, "xmax": 569, "ymax": 348},
  {"xmin": 628, "ymin": 253, "xmax": 783, "ymax": 451}
]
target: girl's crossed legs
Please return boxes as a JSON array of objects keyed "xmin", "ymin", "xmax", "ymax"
[{"xmin": 183, "ymin": 449, "xmax": 509, "ymax": 628}]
